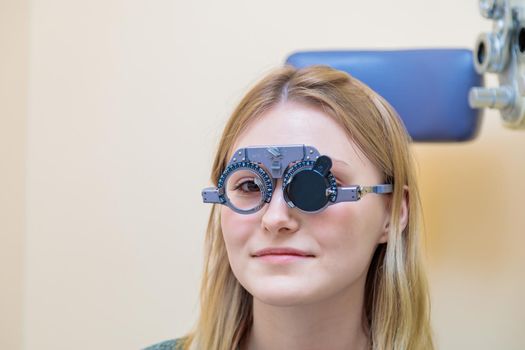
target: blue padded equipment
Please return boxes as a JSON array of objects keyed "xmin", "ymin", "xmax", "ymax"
[{"xmin": 286, "ymin": 49, "xmax": 483, "ymax": 142}]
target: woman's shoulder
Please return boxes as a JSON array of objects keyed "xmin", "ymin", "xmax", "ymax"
[{"xmin": 143, "ymin": 338, "xmax": 184, "ymax": 350}]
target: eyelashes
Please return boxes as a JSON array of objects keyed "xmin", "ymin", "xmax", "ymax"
[{"xmin": 232, "ymin": 178, "xmax": 261, "ymax": 193}]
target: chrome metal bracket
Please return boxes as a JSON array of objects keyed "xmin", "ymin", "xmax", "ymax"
[{"xmin": 470, "ymin": 0, "xmax": 525, "ymax": 129}]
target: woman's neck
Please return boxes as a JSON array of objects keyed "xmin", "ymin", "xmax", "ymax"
[{"xmin": 240, "ymin": 282, "xmax": 369, "ymax": 350}]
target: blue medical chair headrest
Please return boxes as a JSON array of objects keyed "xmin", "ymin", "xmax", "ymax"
[{"xmin": 286, "ymin": 49, "xmax": 483, "ymax": 142}]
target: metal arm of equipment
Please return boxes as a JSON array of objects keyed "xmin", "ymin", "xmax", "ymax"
[{"xmin": 470, "ymin": 0, "xmax": 525, "ymax": 129}]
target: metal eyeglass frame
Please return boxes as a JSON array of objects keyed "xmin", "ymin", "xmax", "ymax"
[{"xmin": 201, "ymin": 144, "xmax": 393, "ymax": 214}]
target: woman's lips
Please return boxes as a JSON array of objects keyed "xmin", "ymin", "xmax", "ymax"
[
  {"xmin": 252, "ymin": 247, "xmax": 315, "ymax": 257},
  {"xmin": 252, "ymin": 247, "xmax": 315, "ymax": 263},
  {"xmin": 255, "ymin": 254, "xmax": 314, "ymax": 263}
]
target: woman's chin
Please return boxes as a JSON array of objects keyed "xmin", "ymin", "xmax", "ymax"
[
  {"xmin": 246, "ymin": 278, "xmax": 320, "ymax": 306},
  {"xmin": 252, "ymin": 292, "xmax": 313, "ymax": 307}
]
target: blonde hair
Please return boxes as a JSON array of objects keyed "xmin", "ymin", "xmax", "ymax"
[{"xmin": 181, "ymin": 65, "xmax": 434, "ymax": 350}]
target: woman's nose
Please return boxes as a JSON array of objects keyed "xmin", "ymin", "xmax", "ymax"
[{"xmin": 260, "ymin": 180, "xmax": 300, "ymax": 234}]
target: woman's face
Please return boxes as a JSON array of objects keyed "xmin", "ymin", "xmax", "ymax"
[{"xmin": 220, "ymin": 101, "xmax": 391, "ymax": 306}]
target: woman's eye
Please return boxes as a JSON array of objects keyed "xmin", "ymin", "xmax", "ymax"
[{"xmin": 234, "ymin": 180, "xmax": 260, "ymax": 192}]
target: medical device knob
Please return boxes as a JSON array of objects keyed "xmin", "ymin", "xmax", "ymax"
[
  {"xmin": 474, "ymin": 32, "xmax": 509, "ymax": 73},
  {"xmin": 469, "ymin": 86, "xmax": 514, "ymax": 109}
]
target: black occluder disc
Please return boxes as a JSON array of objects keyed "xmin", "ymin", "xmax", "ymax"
[{"xmin": 286, "ymin": 170, "xmax": 329, "ymax": 211}]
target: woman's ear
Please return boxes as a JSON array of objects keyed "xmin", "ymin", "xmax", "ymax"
[{"xmin": 378, "ymin": 185, "xmax": 409, "ymax": 244}]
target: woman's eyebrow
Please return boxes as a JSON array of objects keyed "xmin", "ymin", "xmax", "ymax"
[{"xmin": 331, "ymin": 158, "xmax": 351, "ymax": 168}]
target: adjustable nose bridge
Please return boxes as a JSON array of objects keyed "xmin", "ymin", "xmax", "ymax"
[
  {"xmin": 267, "ymin": 179, "xmax": 289, "ymax": 208},
  {"xmin": 261, "ymin": 179, "xmax": 299, "ymax": 234},
  {"xmin": 268, "ymin": 146, "xmax": 284, "ymax": 178}
]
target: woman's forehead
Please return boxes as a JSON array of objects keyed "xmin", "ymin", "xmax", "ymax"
[{"xmin": 230, "ymin": 101, "xmax": 371, "ymax": 169}]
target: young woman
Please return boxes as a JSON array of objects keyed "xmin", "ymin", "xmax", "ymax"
[{"xmin": 147, "ymin": 65, "xmax": 434, "ymax": 350}]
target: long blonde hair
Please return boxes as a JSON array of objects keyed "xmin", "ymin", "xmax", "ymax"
[{"xmin": 181, "ymin": 65, "xmax": 434, "ymax": 350}]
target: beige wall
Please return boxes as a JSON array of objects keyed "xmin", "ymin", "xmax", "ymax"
[
  {"xmin": 0, "ymin": 0, "xmax": 28, "ymax": 349},
  {"xmin": 416, "ymin": 115, "xmax": 525, "ymax": 349},
  {"xmin": 2, "ymin": 0, "xmax": 524, "ymax": 349}
]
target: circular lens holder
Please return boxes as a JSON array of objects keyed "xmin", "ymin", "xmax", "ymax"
[{"xmin": 217, "ymin": 161, "xmax": 273, "ymax": 213}]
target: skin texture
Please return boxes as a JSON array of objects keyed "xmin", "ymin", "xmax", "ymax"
[{"xmin": 220, "ymin": 101, "xmax": 401, "ymax": 350}]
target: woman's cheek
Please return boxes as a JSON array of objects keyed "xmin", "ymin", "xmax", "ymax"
[
  {"xmin": 220, "ymin": 207, "xmax": 258, "ymax": 245},
  {"xmin": 313, "ymin": 204, "xmax": 361, "ymax": 238},
  {"xmin": 309, "ymin": 204, "xmax": 374, "ymax": 260}
]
